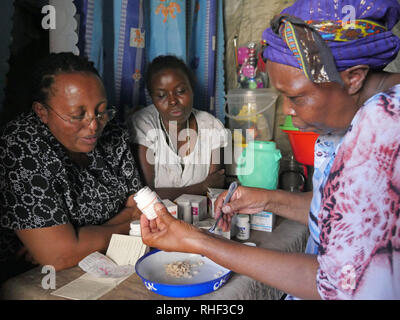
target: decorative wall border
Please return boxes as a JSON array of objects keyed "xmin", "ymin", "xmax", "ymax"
[{"xmin": 49, "ymin": 0, "xmax": 79, "ymax": 55}]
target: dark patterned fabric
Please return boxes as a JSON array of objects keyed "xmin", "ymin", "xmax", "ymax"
[
  {"xmin": 0, "ymin": 111, "xmax": 142, "ymax": 263},
  {"xmin": 306, "ymin": 19, "xmax": 387, "ymax": 42},
  {"xmin": 270, "ymin": 14, "xmax": 343, "ymax": 85}
]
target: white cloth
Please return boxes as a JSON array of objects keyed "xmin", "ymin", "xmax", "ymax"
[{"xmin": 129, "ymin": 105, "xmax": 229, "ymax": 188}]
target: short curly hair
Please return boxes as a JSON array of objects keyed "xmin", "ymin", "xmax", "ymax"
[
  {"xmin": 145, "ymin": 55, "xmax": 196, "ymax": 95},
  {"xmin": 30, "ymin": 52, "xmax": 100, "ymax": 104}
]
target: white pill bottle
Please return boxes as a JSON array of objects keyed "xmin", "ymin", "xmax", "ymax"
[
  {"xmin": 134, "ymin": 187, "xmax": 163, "ymax": 220},
  {"xmin": 129, "ymin": 220, "xmax": 141, "ymax": 237},
  {"xmin": 236, "ymin": 214, "xmax": 250, "ymax": 240}
]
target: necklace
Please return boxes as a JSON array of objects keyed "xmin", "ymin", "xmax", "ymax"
[{"xmin": 159, "ymin": 114, "xmax": 191, "ymax": 158}]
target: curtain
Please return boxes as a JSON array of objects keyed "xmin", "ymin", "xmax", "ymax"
[
  {"xmin": 188, "ymin": 0, "xmax": 225, "ymax": 122},
  {"xmin": 146, "ymin": 0, "xmax": 225, "ymax": 122},
  {"xmin": 74, "ymin": 0, "xmax": 225, "ymax": 123},
  {"xmin": 74, "ymin": 0, "xmax": 146, "ymax": 122},
  {"xmin": 146, "ymin": 0, "xmax": 187, "ymax": 63},
  {"xmin": 74, "ymin": 0, "xmax": 104, "ymax": 74}
]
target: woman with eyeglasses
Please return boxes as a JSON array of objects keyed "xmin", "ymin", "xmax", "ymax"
[{"xmin": 0, "ymin": 52, "xmax": 143, "ymax": 283}]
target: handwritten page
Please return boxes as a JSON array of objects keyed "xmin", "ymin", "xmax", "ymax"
[
  {"xmin": 78, "ymin": 251, "xmax": 134, "ymax": 278},
  {"xmin": 106, "ymin": 234, "xmax": 148, "ymax": 266}
]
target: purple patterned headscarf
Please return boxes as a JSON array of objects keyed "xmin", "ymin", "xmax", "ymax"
[{"xmin": 263, "ymin": 0, "xmax": 400, "ymax": 76}]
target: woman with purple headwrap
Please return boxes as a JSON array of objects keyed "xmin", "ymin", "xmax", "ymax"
[{"xmin": 139, "ymin": 0, "xmax": 400, "ymax": 300}]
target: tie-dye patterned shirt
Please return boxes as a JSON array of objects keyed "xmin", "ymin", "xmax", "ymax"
[
  {"xmin": 315, "ymin": 84, "xmax": 400, "ymax": 299},
  {"xmin": 307, "ymin": 134, "xmax": 344, "ymax": 256}
]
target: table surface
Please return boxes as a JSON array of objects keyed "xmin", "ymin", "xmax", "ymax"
[{"xmin": 0, "ymin": 217, "xmax": 309, "ymax": 300}]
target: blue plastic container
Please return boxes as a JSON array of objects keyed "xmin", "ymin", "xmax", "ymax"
[{"xmin": 135, "ymin": 250, "xmax": 231, "ymax": 298}]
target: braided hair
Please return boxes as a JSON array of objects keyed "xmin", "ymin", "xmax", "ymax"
[
  {"xmin": 145, "ymin": 55, "xmax": 196, "ymax": 96},
  {"xmin": 30, "ymin": 52, "xmax": 100, "ymax": 104}
]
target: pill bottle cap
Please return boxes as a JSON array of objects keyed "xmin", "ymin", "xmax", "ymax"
[
  {"xmin": 134, "ymin": 187, "xmax": 160, "ymax": 220},
  {"xmin": 134, "ymin": 187, "xmax": 154, "ymax": 209}
]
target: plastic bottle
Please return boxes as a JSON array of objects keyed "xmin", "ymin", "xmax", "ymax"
[
  {"xmin": 236, "ymin": 214, "xmax": 250, "ymax": 240},
  {"xmin": 181, "ymin": 201, "xmax": 192, "ymax": 224},
  {"xmin": 134, "ymin": 187, "xmax": 163, "ymax": 220},
  {"xmin": 236, "ymin": 140, "xmax": 282, "ymax": 190},
  {"xmin": 255, "ymin": 114, "xmax": 271, "ymax": 141},
  {"xmin": 129, "ymin": 220, "xmax": 141, "ymax": 237}
]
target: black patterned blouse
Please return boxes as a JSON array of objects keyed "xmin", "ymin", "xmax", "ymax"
[{"xmin": 0, "ymin": 111, "xmax": 142, "ymax": 264}]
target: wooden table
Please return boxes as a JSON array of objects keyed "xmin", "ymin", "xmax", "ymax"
[{"xmin": 0, "ymin": 217, "xmax": 309, "ymax": 300}]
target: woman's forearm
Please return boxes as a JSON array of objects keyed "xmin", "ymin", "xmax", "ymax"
[
  {"xmin": 190, "ymin": 231, "xmax": 320, "ymax": 299},
  {"xmin": 155, "ymin": 183, "xmax": 207, "ymax": 200},
  {"xmin": 72, "ymin": 205, "xmax": 142, "ymax": 260},
  {"xmin": 17, "ymin": 207, "xmax": 138, "ymax": 271},
  {"xmin": 75, "ymin": 206, "xmax": 140, "ymax": 256},
  {"xmin": 104, "ymin": 206, "xmax": 140, "ymax": 226},
  {"xmin": 264, "ymin": 190, "xmax": 313, "ymax": 225},
  {"xmin": 141, "ymin": 202, "xmax": 321, "ymax": 299},
  {"xmin": 76, "ymin": 222, "xmax": 130, "ymax": 252},
  {"xmin": 57, "ymin": 220, "xmax": 133, "ymax": 269}
]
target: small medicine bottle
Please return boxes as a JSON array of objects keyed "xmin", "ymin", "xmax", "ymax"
[
  {"xmin": 181, "ymin": 201, "xmax": 192, "ymax": 224},
  {"xmin": 134, "ymin": 187, "xmax": 163, "ymax": 220},
  {"xmin": 129, "ymin": 220, "xmax": 141, "ymax": 237},
  {"xmin": 236, "ymin": 214, "xmax": 250, "ymax": 240}
]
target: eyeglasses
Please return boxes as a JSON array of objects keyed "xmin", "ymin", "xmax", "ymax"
[{"xmin": 42, "ymin": 103, "xmax": 117, "ymax": 127}]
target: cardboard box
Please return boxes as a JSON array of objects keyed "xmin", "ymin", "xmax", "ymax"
[
  {"xmin": 214, "ymin": 214, "xmax": 238, "ymax": 240},
  {"xmin": 162, "ymin": 199, "xmax": 178, "ymax": 219},
  {"xmin": 193, "ymin": 218, "xmax": 237, "ymax": 240},
  {"xmin": 193, "ymin": 218, "xmax": 214, "ymax": 231},
  {"xmin": 174, "ymin": 194, "xmax": 207, "ymax": 223},
  {"xmin": 250, "ymin": 211, "xmax": 275, "ymax": 232},
  {"xmin": 189, "ymin": 195, "xmax": 207, "ymax": 223},
  {"xmin": 207, "ymin": 188, "xmax": 226, "ymax": 218}
]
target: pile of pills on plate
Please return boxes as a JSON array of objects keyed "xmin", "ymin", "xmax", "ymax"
[
  {"xmin": 213, "ymin": 270, "xmax": 225, "ymax": 279},
  {"xmin": 165, "ymin": 259, "xmax": 204, "ymax": 279}
]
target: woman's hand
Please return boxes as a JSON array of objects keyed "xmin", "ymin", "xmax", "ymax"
[
  {"xmin": 17, "ymin": 246, "xmax": 39, "ymax": 265},
  {"xmin": 125, "ymin": 194, "xmax": 136, "ymax": 208},
  {"xmin": 124, "ymin": 194, "xmax": 142, "ymax": 220},
  {"xmin": 130, "ymin": 205, "xmax": 142, "ymax": 221},
  {"xmin": 214, "ymin": 186, "xmax": 268, "ymax": 231},
  {"xmin": 140, "ymin": 202, "xmax": 203, "ymax": 253}
]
